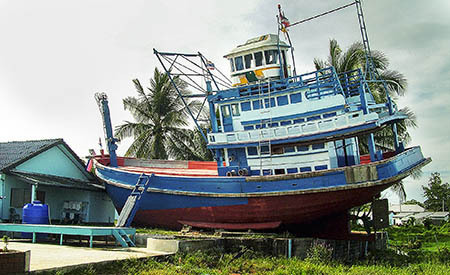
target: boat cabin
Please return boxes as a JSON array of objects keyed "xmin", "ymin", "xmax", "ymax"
[{"xmin": 224, "ymin": 34, "xmax": 291, "ymax": 86}]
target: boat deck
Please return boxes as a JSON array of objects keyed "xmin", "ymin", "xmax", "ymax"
[{"xmin": 0, "ymin": 223, "xmax": 136, "ymax": 248}]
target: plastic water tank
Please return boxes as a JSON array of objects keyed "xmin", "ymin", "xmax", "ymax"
[{"xmin": 22, "ymin": 200, "xmax": 49, "ymax": 239}]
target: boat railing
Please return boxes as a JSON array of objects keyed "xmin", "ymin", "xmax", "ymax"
[
  {"xmin": 215, "ymin": 67, "xmax": 344, "ymax": 101},
  {"xmin": 338, "ymin": 69, "xmax": 392, "ymax": 115},
  {"xmin": 208, "ymin": 109, "xmax": 378, "ymax": 145}
]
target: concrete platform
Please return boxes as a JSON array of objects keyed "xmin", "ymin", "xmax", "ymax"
[{"xmin": 7, "ymin": 240, "xmax": 172, "ymax": 273}]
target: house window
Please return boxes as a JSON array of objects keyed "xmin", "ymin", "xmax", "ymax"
[{"xmin": 10, "ymin": 188, "xmax": 45, "ymax": 208}]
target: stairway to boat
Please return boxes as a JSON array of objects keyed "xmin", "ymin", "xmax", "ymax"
[
  {"xmin": 116, "ymin": 173, "xmax": 153, "ymax": 228},
  {"xmin": 112, "ymin": 228, "xmax": 136, "ymax": 248}
]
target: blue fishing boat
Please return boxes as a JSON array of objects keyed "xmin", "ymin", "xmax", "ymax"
[{"xmin": 93, "ymin": 2, "xmax": 430, "ymax": 237}]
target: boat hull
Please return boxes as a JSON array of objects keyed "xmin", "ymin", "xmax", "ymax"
[{"xmin": 96, "ymin": 146, "xmax": 430, "ymax": 232}]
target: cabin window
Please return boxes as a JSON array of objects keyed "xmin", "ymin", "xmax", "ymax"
[
  {"xmin": 323, "ymin": 112, "xmax": 337, "ymax": 118},
  {"xmin": 307, "ymin": 115, "xmax": 321, "ymax": 121},
  {"xmin": 264, "ymin": 97, "xmax": 275, "ymax": 108},
  {"xmin": 221, "ymin": 105, "xmax": 231, "ymax": 118},
  {"xmin": 247, "ymin": 146, "xmax": 258, "ymax": 156},
  {"xmin": 276, "ymin": 95, "xmax": 288, "ymax": 106},
  {"xmin": 252, "ymin": 99, "xmax": 262, "ymax": 110},
  {"xmin": 229, "ymin": 58, "xmax": 235, "ymax": 72},
  {"xmin": 300, "ymin": 167, "xmax": 312, "ymax": 172},
  {"xmin": 274, "ymin": 168, "xmax": 285, "ymax": 175},
  {"xmin": 255, "ymin": 124, "xmax": 267, "ymax": 129},
  {"xmin": 272, "ymin": 147, "xmax": 283, "ymax": 155},
  {"xmin": 241, "ymin": 101, "xmax": 251, "ymax": 111},
  {"xmin": 260, "ymin": 145, "xmax": 270, "ymax": 155},
  {"xmin": 231, "ymin": 103, "xmax": 240, "ymax": 116},
  {"xmin": 290, "ymin": 92, "xmax": 302, "ymax": 103},
  {"xmin": 269, "ymin": 122, "xmax": 279, "ymax": 128},
  {"xmin": 244, "ymin": 125, "xmax": 254, "ymax": 130},
  {"xmin": 280, "ymin": 120, "xmax": 292, "ymax": 126},
  {"xmin": 287, "ymin": 168, "xmax": 298, "ymax": 174},
  {"xmin": 244, "ymin": 54, "xmax": 253, "ymax": 69},
  {"xmin": 234, "ymin": 56, "xmax": 244, "ymax": 71},
  {"xmin": 297, "ymin": 145, "xmax": 309, "ymax": 152},
  {"xmin": 315, "ymin": 165, "xmax": 328, "ymax": 171},
  {"xmin": 312, "ymin": 143, "xmax": 325, "ymax": 150},
  {"xmin": 264, "ymin": 50, "xmax": 279, "ymax": 65},
  {"xmin": 284, "ymin": 146, "xmax": 295, "ymax": 153},
  {"xmin": 293, "ymin": 118, "xmax": 305, "ymax": 124},
  {"xmin": 254, "ymin": 51, "xmax": 263, "ymax": 66}
]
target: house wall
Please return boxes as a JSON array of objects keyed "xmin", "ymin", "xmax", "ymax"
[
  {"xmin": 15, "ymin": 145, "xmax": 87, "ymax": 180},
  {"xmin": 0, "ymin": 173, "xmax": 5, "ymax": 220},
  {"xmin": 1, "ymin": 177, "xmax": 115, "ymax": 224},
  {"xmin": 1, "ymin": 174, "xmax": 30, "ymax": 220}
]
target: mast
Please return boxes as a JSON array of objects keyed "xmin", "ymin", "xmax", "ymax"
[{"xmin": 95, "ymin": 92, "xmax": 118, "ymax": 167}]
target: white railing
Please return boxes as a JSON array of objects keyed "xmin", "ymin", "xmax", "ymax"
[{"xmin": 208, "ymin": 110, "xmax": 378, "ymax": 145}]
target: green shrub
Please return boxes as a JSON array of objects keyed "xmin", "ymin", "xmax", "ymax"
[{"xmin": 306, "ymin": 240, "xmax": 333, "ymax": 264}]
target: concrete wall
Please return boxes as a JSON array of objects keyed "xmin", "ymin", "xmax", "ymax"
[{"xmin": 144, "ymin": 233, "xmax": 387, "ymax": 261}]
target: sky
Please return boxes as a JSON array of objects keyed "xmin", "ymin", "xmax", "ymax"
[{"xmin": 0, "ymin": 0, "xmax": 449, "ymax": 203}]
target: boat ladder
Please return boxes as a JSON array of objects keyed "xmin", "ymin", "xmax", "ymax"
[
  {"xmin": 116, "ymin": 173, "xmax": 153, "ymax": 228},
  {"xmin": 112, "ymin": 228, "xmax": 136, "ymax": 248},
  {"xmin": 258, "ymin": 80, "xmax": 273, "ymax": 175}
]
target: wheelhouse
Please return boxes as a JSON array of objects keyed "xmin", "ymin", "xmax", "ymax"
[{"xmin": 224, "ymin": 34, "xmax": 291, "ymax": 86}]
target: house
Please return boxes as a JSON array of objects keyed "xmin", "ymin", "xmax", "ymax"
[
  {"xmin": 389, "ymin": 203, "xmax": 449, "ymax": 226},
  {"xmin": 0, "ymin": 139, "xmax": 116, "ymax": 224},
  {"xmin": 389, "ymin": 203, "xmax": 425, "ymax": 225}
]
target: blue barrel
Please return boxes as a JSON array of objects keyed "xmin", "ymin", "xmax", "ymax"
[{"xmin": 22, "ymin": 200, "xmax": 49, "ymax": 239}]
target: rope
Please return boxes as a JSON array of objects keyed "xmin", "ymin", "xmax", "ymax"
[{"xmin": 287, "ymin": 1, "xmax": 356, "ymax": 28}]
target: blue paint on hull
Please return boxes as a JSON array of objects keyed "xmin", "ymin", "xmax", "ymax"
[{"xmin": 97, "ymin": 147, "xmax": 428, "ymax": 212}]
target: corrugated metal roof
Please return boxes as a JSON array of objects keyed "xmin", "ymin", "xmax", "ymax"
[
  {"xmin": 0, "ymin": 139, "xmax": 61, "ymax": 171},
  {"xmin": 389, "ymin": 204, "xmax": 425, "ymax": 213}
]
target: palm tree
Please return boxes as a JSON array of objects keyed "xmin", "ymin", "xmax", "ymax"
[
  {"xmin": 115, "ymin": 68, "xmax": 206, "ymax": 160},
  {"xmin": 314, "ymin": 39, "xmax": 419, "ymax": 201},
  {"xmin": 314, "ymin": 39, "xmax": 417, "ymax": 152}
]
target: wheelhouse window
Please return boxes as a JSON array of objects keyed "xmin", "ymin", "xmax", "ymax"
[
  {"xmin": 264, "ymin": 50, "xmax": 279, "ymax": 65},
  {"xmin": 234, "ymin": 56, "xmax": 244, "ymax": 71},
  {"xmin": 244, "ymin": 54, "xmax": 253, "ymax": 69},
  {"xmin": 254, "ymin": 52, "xmax": 263, "ymax": 67},
  {"xmin": 229, "ymin": 58, "xmax": 235, "ymax": 72}
]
